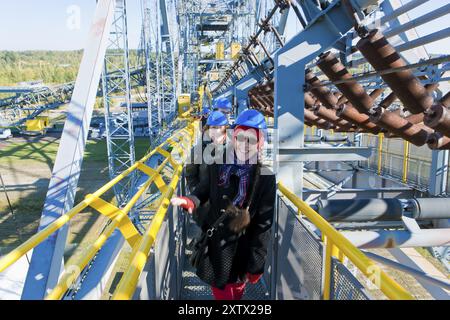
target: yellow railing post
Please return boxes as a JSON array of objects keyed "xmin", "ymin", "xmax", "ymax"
[
  {"xmin": 402, "ymin": 141, "xmax": 410, "ymax": 183},
  {"xmin": 377, "ymin": 133, "xmax": 384, "ymax": 175},
  {"xmin": 323, "ymin": 237, "xmax": 333, "ymax": 300}
]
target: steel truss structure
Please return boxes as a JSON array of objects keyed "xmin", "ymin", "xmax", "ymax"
[
  {"xmin": 1, "ymin": 0, "xmax": 450, "ymax": 301},
  {"xmin": 102, "ymin": 0, "xmax": 136, "ymax": 206}
]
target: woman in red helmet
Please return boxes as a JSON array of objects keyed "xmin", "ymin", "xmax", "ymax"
[{"xmin": 171, "ymin": 109, "xmax": 276, "ymax": 300}]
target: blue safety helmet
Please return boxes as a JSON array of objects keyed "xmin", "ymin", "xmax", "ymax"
[
  {"xmin": 234, "ymin": 109, "xmax": 267, "ymax": 130},
  {"xmin": 202, "ymin": 107, "xmax": 211, "ymax": 115},
  {"xmin": 213, "ymin": 97, "xmax": 232, "ymax": 110},
  {"xmin": 206, "ymin": 111, "xmax": 229, "ymax": 126}
]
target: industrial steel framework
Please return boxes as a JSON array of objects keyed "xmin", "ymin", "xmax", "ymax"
[
  {"xmin": 102, "ymin": 0, "xmax": 136, "ymax": 206},
  {"xmin": 141, "ymin": 0, "xmax": 162, "ymax": 133},
  {"xmin": 1, "ymin": 0, "xmax": 450, "ymax": 301}
]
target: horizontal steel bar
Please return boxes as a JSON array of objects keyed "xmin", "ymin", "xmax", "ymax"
[
  {"xmin": 342, "ymin": 229, "xmax": 450, "ymax": 248},
  {"xmin": 396, "ymin": 27, "xmax": 450, "ymax": 52},
  {"xmin": 384, "ymin": 4, "xmax": 450, "ymax": 39},
  {"xmin": 277, "ymin": 147, "xmax": 373, "ymax": 162}
]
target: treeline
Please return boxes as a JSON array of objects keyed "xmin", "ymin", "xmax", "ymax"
[
  {"xmin": 0, "ymin": 51, "xmax": 82, "ymax": 85},
  {"xmin": 0, "ymin": 50, "xmax": 141, "ymax": 86}
]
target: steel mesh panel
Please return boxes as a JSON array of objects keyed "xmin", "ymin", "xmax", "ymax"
[
  {"xmin": 292, "ymin": 217, "xmax": 323, "ymax": 299},
  {"xmin": 280, "ymin": 198, "xmax": 323, "ymax": 300},
  {"xmin": 330, "ymin": 258, "xmax": 371, "ymax": 300}
]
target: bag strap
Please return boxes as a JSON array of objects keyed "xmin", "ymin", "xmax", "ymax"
[
  {"xmin": 205, "ymin": 164, "xmax": 262, "ymax": 237},
  {"xmin": 205, "ymin": 209, "xmax": 230, "ymax": 238},
  {"xmin": 244, "ymin": 164, "xmax": 261, "ymax": 214}
]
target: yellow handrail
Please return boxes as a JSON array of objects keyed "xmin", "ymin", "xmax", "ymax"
[
  {"xmin": 112, "ymin": 126, "xmax": 195, "ymax": 299},
  {"xmin": 45, "ymin": 156, "xmax": 173, "ymax": 300},
  {"xmin": 0, "ymin": 122, "xmax": 197, "ymax": 277},
  {"xmin": 112, "ymin": 164, "xmax": 183, "ymax": 300},
  {"xmin": 277, "ymin": 182, "xmax": 414, "ymax": 300}
]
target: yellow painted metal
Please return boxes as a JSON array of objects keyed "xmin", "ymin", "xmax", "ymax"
[
  {"xmin": 88, "ymin": 195, "xmax": 124, "ymax": 219},
  {"xmin": 323, "ymin": 237, "xmax": 333, "ymax": 300},
  {"xmin": 377, "ymin": 133, "xmax": 384, "ymax": 175},
  {"xmin": 178, "ymin": 94, "xmax": 191, "ymax": 115},
  {"xmin": 45, "ymin": 214, "xmax": 123, "ymax": 300},
  {"xmin": 112, "ymin": 168, "xmax": 182, "ymax": 300},
  {"xmin": 137, "ymin": 162, "xmax": 168, "ymax": 194},
  {"xmin": 25, "ymin": 116, "xmax": 50, "ymax": 133},
  {"xmin": 402, "ymin": 141, "xmax": 410, "ymax": 183},
  {"xmin": 0, "ymin": 123, "xmax": 197, "ymax": 277},
  {"xmin": 215, "ymin": 41, "xmax": 225, "ymax": 60},
  {"xmin": 278, "ymin": 183, "xmax": 414, "ymax": 300},
  {"xmin": 231, "ymin": 42, "xmax": 241, "ymax": 60},
  {"xmin": 88, "ymin": 196, "xmax": 141, "ymax": 246},
  {"xmin": 0, "ymin": 200, "xmax": 89, "ymax": 273},
  {"xmin": 44, "ymin": 123, "xmax": 197, "ymax": 300},
  {"xmin": 112, "ymin": 126, "xmax": 196, "ymax": 300}
]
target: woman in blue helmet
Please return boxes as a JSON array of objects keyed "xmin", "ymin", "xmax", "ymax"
[
  {"xmin": 213, "ymin": 97, "xmax": 232, "ymax": 115},
  {"xmin": 185, "ymin": 111, "xmax": 229, "ymax": 192},
  {"xmin": 201, "ymin": 107, "xmax": 211, "ymax": 129},
  {"xmin": 172, "ymin": 109, "xmax": 276, "ymax": 300}
]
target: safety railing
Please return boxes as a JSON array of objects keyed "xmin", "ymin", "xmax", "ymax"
[
  {"xmin": 277, "ymin": 182, "xmax": 414, "ymax": 300},
  {"xmin": 0, "ymin": 120, "xmax": 198, "ymax": 300},
  {"xmin": 109, "ymin": 120, "xmax": 197, "ymax": 300}
]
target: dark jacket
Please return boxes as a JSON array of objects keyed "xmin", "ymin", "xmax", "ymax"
[{"xmin": 186, "ymin": 162, "xmax": 276, "ymax": 289}]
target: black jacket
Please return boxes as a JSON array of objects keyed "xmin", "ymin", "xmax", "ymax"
[{"xmin": 186, "ymin": 162, "xmax": 276, "ymax": 289}]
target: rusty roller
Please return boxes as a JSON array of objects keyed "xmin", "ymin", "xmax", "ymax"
[
  {"xmin": 249, "ymin": 93, "xmax": 270, "ymax": 111},
  {"xmin": 424, "ymin": 92, "xmax": 450, "ymax": 137},
  {"xmin": 305, "ymin": 109, "xmax": 335, "ymax": 130},
  {"xmin": 427, "ymin": 132, "xmax": 450, "ymax": 150},
  {"xmin": 356, "ymin": 29, "xmax": 434, "ymax": 114},
  {"xmin": 249, "ymin": 96, "xmax": 273, "ymax": 116},
  {"xmin": 305, "ymin": 109, "xmax": 324, "ymax": 123},
  {"xmin": 312, "ymin": 105, "xmax": 353, "ymax": 130},
  {"xmin": 317, "ymin": 52, "xmax": 374, "ymax": 114},
  {"xmin": 384, "ymin": 83, "xmax": 440, "ymax": 125},
  {"xmin": 337, "ymin": 104, "xmax": 381, "ymax": 134},
  {"xmin": 305, "ymin": 92, "xmax": 318, "ymax": 109},
  {"xmin": 305, "ymin": 69, "xmax": 339, "ymax": 109},
  {"xmin": 335, "ymin": 89, "xmax": 381, "ymax": 106},
  {"xmin": 341, "ymin": 88, "xmax": 384, "ymax": 111},
  {"xmin": 334, "ymin": 87, "xmax": 385, "ymax": 134},
  {"xmin": 379, "ymin": 92, "xmax": 398, "ymax": 109},
  {"xmin": 369, "ymin": 107, "xmax": 432, "ymax": 146}
]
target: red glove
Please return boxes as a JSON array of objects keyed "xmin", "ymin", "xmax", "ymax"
[
  {"xmin": 246, "ymin": 273, "xmax": 263, "ymax": 284},
  {"xmin": 177, "ymin": 196, "xmax": 195, "ymax": 213}
]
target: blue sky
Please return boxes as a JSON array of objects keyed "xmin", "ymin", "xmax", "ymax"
[{"xmin": 0, "ymin": 0, "xmax": 448, "ymax": 54}]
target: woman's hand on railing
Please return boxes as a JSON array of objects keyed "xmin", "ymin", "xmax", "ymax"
[{"xmin": 170, "ymin": 196, "xmax": 195, "ymax": 214}]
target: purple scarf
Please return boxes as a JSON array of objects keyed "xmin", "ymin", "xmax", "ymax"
[{"xmin": 218, "ymin": 163, "xmax": 253, "ymax": 207}]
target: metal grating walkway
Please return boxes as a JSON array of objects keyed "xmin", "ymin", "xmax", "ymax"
[{"xmin": 180, "ymin": 219, "xmax": 270, "ymax": 300}]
